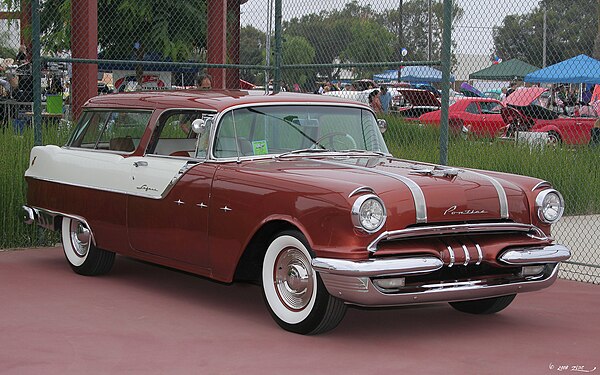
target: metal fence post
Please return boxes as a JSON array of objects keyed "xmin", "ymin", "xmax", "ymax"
[
  {"xmin": 273, "ymin": 0, "xmax": 282, "ymax": 93},
  {"xmin": 31, "ymin": 0, "xmax": 42, "ymax": 146},
  {"xmin": 439, "ymin": 0, "xmax": 452, "ymax": 166}
]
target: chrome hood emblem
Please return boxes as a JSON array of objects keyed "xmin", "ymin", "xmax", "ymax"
[{"xmin": 444, "ymin": 205, "xmax": 489, "ymax": 216}]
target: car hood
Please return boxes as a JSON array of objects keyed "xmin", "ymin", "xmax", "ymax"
[
  {"xmin": 397, "ymin": 89, "xmax": 441, "ymax": 107},
  {"xmin": 243, "ymin": 156, "xmax": 533, "ymax": 229},
  {"xmin": 504, "ymin": 87, "xmax": 547, "ymax": 107}
]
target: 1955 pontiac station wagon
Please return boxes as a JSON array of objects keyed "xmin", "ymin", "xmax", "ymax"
[{"xmin": 23, "ymin": 90, "xmax": 570, "ymax": 334}]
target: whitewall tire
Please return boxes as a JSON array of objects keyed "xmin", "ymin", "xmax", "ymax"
[
  {"xmin": 261, "ymin": 230, "xmax": 346, "ymax": 334},
  {"xmin": 61, "ymin": 217, "xmax": 115, "ymax": 276}
]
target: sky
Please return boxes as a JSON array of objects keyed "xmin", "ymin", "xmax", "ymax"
[{"xmin": 240, "ymin": 0, "xmax": 540, "ymax": 56}]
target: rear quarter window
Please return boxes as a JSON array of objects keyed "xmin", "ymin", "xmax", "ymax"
[{"xmin": 67, "ymin": 110, "xmax": 152, "ymax": 153}]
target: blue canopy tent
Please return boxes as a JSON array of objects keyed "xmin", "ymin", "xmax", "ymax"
[
  {"xmin": 524, "ymin": 54, "xmax": 600, "ymax": 84},
  {"xmin": 373, "ymin": 66, "xmax": 454, "ymax": 83}
]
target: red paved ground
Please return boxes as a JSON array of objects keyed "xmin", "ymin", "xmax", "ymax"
[{"xmin": 1, "ymin": 247, "xmax": 598, "ymax": 375}]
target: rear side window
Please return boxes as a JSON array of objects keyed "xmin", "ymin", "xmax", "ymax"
[
  {"xmin": 465, "ymin": 102, "xmax": 480, "ymax": 114},
  {"xmin": 67, "ymin": 110, "xmax": 152, "ymax": 153}
]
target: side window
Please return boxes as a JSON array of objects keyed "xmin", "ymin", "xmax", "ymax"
[
  {"xmin": 67, "ymin": 110, "xmax": 150, "ymax": 152},
  {"xmin": 149, "ymin": 110, "xmax": 206, "ymax": 157},
  {"xmin": 465, "ymin": 102, "xmax": 481, "ymax": 114},
  {"xmin": 480, "ymin": 102, "xmax": 501, "ymax": 114}
]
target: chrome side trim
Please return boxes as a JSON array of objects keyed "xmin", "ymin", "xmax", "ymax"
[
  {"xmin": 348, "ymin": 186, "xmax": 375, "ymax": 198},
  {"xmin": 367, "ymin": 223, "xmax": 547, "ymax": 253},
  {"xmin": 447, "ymin": 246, "xmax": 455, "ymax": 267},
  {"xmin": 467, "ymin": 171, "xmax": 509, "ymax": 219},
  {"xmin": 315, "ymin": 159, "xmax": 428, "ymax": 224},
  {"xmin": 475, "ymin": 244, "xmax": 483, "ymax": 265},
  {"xmin": 311, "ymin": 256, "xmax": 443, "ymax": 277},
  {"xmin": 499, "ymin": 244, "xmax": 571, "ymax": 265},
  {"xmin": 317, "ymin": 264, "xmax": 561, "ymax": 307}
]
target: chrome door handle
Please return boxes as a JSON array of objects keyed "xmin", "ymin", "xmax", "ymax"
[{"xmin": 133, "ymin": 161, "xmax": 148, "ymax": 167}]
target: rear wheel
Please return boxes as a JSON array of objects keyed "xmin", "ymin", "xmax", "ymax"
[
  {"xmin": 547, "ymin": 131, "xmax": 562, "ymax": 146},
  {"xmin": 261, "ymin": 230, "xmax": 346, "ymax": 334},
  {"xmin": 61, "ymin": 217, "xmax": 115, "ymax": 276},
  {"xmin": 449, "ymin": 294, "xmax": 516, "ymax": 314}
]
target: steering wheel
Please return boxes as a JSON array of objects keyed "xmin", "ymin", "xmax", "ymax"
[{"xmin": 314, "ymin": 132, "xmax": 358, "ymax": 150}]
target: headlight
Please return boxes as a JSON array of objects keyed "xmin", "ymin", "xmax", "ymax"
[
  {"xmin": 535, "ymin": 189, "xmax": 564, "ymax": 224},
  {"xmin": 351, "ymin": 194, "xmax": 387, "ymax": 233}
]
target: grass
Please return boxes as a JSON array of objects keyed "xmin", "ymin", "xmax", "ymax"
[
  {"xmin": 1, "ymin": 116, "xmax": 599, "ymax": 248},
  {"xmin": 1, "ymin": 124, "xmax": 71, "ymax": 249}
]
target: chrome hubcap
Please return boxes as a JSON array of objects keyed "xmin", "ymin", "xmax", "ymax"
[
  {"xmin": 70, "ymin": 220, "xmax": 90, "ymax": 257},
  {"xmin": 274, "ymin": 248, "xmax": 314, "ymax": 311}
]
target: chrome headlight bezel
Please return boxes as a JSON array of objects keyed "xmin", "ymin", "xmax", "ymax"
[
  {"xmin": 535, "ymin": 189, "xmax": 564, "ymax": 224},
  {"xmin": 351, "ymin": 194, "xmax": 387, "ymax": 233}
]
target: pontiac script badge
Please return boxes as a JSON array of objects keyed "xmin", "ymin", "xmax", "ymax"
[{"xmin": 444, "ymin": 205, "xmax": 489, "ymax": 216}]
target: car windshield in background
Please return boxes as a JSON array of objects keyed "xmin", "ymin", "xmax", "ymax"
[{"xmin": 213, "ymin": 105, "xmax": 389, "ymax": 158}]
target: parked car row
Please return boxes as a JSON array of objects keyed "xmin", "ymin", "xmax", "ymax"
[{"xmin": 417, "ymin": 87, "xmax": 598, "ymax": 145}]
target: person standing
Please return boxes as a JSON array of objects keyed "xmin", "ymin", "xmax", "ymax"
[
  {"xmin": 15, "ymin": 45, "xmax": 27, "ymax": 64},
  {"xmin": 379, "ymin": 85, "xmax": 392, "ymax": 113},
  {"xmin": 196, "ymin": 73, "xmax": 212, "ymax": 90},
  {"xmin": 368, "ymin": 90, "xmax": 383, "ymax": 114}
]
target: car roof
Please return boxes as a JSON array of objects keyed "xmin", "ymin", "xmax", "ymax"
[{"xmin": 85, "ymin": 90, "xmax": 369, "ymax": 111}]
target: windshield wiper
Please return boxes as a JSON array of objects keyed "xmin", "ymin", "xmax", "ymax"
[
  {"xmin": 277, "ymin": 148, "xmax": 332, "ymax": 158},
  {"xmin": 338, "ymin": 149, "xmax": 389, "ymax": 157}
]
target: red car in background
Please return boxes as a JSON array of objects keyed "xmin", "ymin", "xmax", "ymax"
[
  {"xmin": 501, "ymin": 87, "xmax": 597, "ymax": 145},
  {"xmin": 419, "ymin": 97, "xmax": 506, "ymax": 137},
  {"xmin": 393, "ymin": 88, "xmax": 441, "ymax": 120}
]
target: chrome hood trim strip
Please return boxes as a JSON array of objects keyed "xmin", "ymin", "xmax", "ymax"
[
  {"xmin": 466, "ymin": 171, "xmax": 509, "ymax": 219},
  {"xmin": 315, "ymin": 159, "xmax": 428, "ymax": 224}
]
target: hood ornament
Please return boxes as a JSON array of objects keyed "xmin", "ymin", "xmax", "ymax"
[{"xmin": 410, "ymin": 165, "xmax": 462, "ymax": 178}]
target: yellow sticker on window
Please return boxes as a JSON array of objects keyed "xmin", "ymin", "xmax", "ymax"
[{"xmin": 252, "ymin": 140, "xmax": 268, "ymax": 155}]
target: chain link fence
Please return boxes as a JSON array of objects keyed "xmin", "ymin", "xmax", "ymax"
[{"xmin": 0, "ymin": 0, "xmax": 598, "ymax": 283}]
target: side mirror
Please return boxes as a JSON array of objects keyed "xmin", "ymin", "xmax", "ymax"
[
  {"xmin": 191, "ymin": 119, "xmax": 206, "ymax": 134},
  {"xmin": 377, "ymin": 119, "xmax": 387, "ymax": 134}
]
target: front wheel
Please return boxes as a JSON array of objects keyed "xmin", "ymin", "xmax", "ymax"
[
  {"xmin": 61, "ymin": 217, "xmax": 115, "ymax": 276},
  {"xmin": 449, "ymin": 294, "xmax": 516, "ymax": 314},
  {"xmin": 261, "ymin": 230, "xmax": 346, "ymax": 334}
]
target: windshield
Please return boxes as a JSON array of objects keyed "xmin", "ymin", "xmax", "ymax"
[{"xmin": 211, "ymin": 105, "xmax": 389, "ymax": 158}]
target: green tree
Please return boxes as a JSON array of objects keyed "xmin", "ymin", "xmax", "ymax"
[
  {"xmin": 283, "ymin": 0, "xmax": 462, "ymax": 81},
  {"xmin": 11, "ymin": 0, "xmax": 208, "ymax": 61},
  {"xmin": 239, "ymin": 25, "xmax": 265, "ymax": 84},
  {"xmin": 281, "ymin": 34, "xmax": 316, "ymax": 88},
  {"xmin": 379, "ymin": 0, "xmax": 463, "ymax": 67},
  {"xmin": 493, "ymin": 0, "xmax": 597, "ymax": 67},
  {"xmin": 340, "ymin": 19, "xmax": 395, "ymax": 77},
  {"xmin": 0, "ymin": 29, "xmax": 17, "ymax": 58}
]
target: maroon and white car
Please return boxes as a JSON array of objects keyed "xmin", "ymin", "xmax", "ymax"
[{"xmin": 23, "ymin": 90, "xmax": 570, "ymax": 334}]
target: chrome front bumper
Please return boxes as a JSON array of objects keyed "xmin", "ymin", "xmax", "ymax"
[{"xmin": 312, "ymin": 244, "xmax": 570, "ymax": 307}]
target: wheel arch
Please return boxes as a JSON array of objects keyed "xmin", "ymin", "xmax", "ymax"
[{"xmin": 233, "ymin": 219, "xmax": 303, "ymax": 283}]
